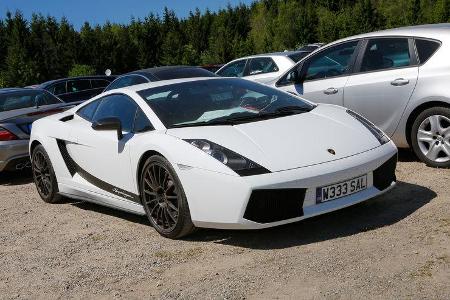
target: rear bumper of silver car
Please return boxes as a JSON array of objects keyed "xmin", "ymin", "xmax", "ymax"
[{"xmin": 0, "ymin": 140, "xmax": 30, "ymax": 172}]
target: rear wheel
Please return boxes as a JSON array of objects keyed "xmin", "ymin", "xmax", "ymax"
[
  {"xmin": 32, "ymin": 145, "xmax": 62, "ymax": 203},
  {"xmin": 411, "ymin": 107, "xmax": 450, "ymax": 168},
  {"xmin": 140, "ymin": 155, "xmax": 194, "ymax": 239}
]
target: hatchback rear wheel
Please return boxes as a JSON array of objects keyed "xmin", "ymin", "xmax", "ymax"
[{"xmin": 411, "ymin": 107, "xmax": 450, "ymax": 168}]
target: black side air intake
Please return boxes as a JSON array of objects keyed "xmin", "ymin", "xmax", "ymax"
[
  {"xmin": 373, "ymin": 154, "xmax": 397, "ymax": 191},
  {"xmin": 56, "ymin": 139, "xmax": 77, "ymax": 176},
  {"xmin": 243, "ymin": 189, "xmax": 306, "ymax": 223}
]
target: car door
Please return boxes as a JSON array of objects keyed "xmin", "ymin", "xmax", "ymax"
[
  {"xmin": 344, "ymin": 37, "xmax": 419, "ymax": 136},
  {"xmin": 246, "ymin": 57, "xmax": 280, "ymax": 84},
  {"xmin": 65, "ymin": 79, "xmax": 93, "ymax": 103},
  {"xmin": 66, "ymin": 94, "xmax": 139, "ymax": 195},
  {"xmin": 277, "ymin": 40, "xmax": 360, "ymax": 105}
]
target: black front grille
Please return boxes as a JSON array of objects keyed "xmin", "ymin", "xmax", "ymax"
[
  {"xmin": 373, "ymin": 154, "xmax": 397, "ymax": 191},
  {"xmin": 243, "ymin": 189, "xmax": 306, "ymax": 223}
]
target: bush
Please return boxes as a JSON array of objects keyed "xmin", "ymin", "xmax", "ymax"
[{"xmin": 68, "ymin": 64, "xmax": 96, "ymax": 77}]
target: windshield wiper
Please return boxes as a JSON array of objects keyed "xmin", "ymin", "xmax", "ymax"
[
  {"xmin": 171, "ymin": 119, "xmax": 236, "ymax": 128},
  {"xmin": 273, "ymin": 105, "xmax": 312, "ymax": 113}
]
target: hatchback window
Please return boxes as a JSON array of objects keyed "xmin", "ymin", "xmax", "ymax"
[
  {"xmin": 92, "ymin": 94, "xmax": 138, "ymax": 132},
  {"xmin": 361, "ymin": 38, "xmax": 411, "ymax": 72},
  {"xmin": 216, "ymin": 60, "xmax": 247, "ymax": 77},
  {"xmin": 50, "ymin": 82, "xmax": 67, "ymax": 95},
  {"xmin": 415, "ymin": 39, "xmax": 440, "ymax": 64},
  {"xmin": 248, "ymin": 57, "xmax": 279, "ymax": 75},
  {"xmin": 305, "ymin": 41, "xmax": 359, "ymax": 81},
  {"xmin": 67, "ymin": 80, "xmax": 91, "ymax": 93}
]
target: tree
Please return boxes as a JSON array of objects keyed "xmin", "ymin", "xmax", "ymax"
[{"xmin": 68, "ymin": 64, "xmax": 95, "ymax": 77}]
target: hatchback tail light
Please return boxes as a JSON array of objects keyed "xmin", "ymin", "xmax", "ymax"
[{"xmin": 0, "ymin": 127, "xmax": 18, "ymax": 141}]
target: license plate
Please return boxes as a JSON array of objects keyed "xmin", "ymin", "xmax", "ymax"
[{"xmin": 316, "ymin": 175, "xmax": 368, "ymax": 203}]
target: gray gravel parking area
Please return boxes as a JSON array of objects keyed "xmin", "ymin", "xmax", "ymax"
[{"xmin": 0, "ymin": 150, "xmax": 449, "ymax": 299}]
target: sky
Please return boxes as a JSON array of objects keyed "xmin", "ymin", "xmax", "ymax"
[{"xmin": 0, "ymin": 0, "xmax": 254, "ymax": 30}]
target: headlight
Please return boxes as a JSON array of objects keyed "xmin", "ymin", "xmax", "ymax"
[
  {"xmin": 184, "ymin": 139, "xmax": 270, "ymax": 176},
  {"xmin": 346, "ymin": 110, "xmax": 390, "ymax": 145}
]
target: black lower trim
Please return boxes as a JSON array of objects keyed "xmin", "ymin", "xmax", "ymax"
[
  {"xmin": 373, "ymin": 154, "xmax": 397, "ymax": 191},
  {"xmin": 243, "ymin": 189, "xmax": 306, "ymax": 223},
  {"xmin": 56, "ymin": 139, "xmax": 140, "ymax": 203}
]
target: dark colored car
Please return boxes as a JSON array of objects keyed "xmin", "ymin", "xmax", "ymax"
[
  {"xmin": 38, "ymin": 76, "xmax": 116, "ymax": 103},
  {"xmin": 0, "ymin": 88, "xmax": 75, "ymax": 172},
  {"xmin": 103, "ymin": 66, "xmax": 217, "ymax": 92}
]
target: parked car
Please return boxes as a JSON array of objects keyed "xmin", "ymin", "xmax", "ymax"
[
  {"xmin": 272, "ymin": 24, "xmax": 450, "ymax": 168},
  {"xmin": 103, "ymin": 66, "xmax": 217, "ymax": 92},
  {"xmin": 200, "ymin": 64, "xmax": 224, "ymax": 73},
  {"xmin": 297, "ymin": 43, "xmax": 325, "ymax": 52},
  {"xmin": 38, "ymin": 75, "xmax": 116, "ymax": 103},
  {"xmin": 215, "ymin": 50, "xmax": 312, "ymax": 84},
  {"xmin": 0, "ymin": 88, "xmax": 74, "ymax": 172},
  {"xmin": 30, "ymin": 77, "xmax": 397, "ymax": 239}
]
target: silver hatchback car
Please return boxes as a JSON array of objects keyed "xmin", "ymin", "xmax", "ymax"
[{"xmin": 272, "ymin": 24, "xmax": 450, "ymax": 168}]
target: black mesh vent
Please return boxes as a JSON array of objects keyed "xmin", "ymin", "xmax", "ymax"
[
  {"xmin": 373, "ymin": 154, "xmax": 397, "ymax": 191},
  {"xmin": 56, "ymin": 139, "xmax": 77, "ymax": 176},
  {"xmin": 243, "ymin": 189, "xmax": 306, "ymax": 223}
]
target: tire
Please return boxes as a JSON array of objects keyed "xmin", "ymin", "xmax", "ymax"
[
  {"xmin": 411, "ymin": 106, "xmax": 450, "ymax": 168},
  {"xmin": 140, "ymin": 155, "xmax": 195, "ymax": 239},
  {"xmin": 31, "ymin": 144, "xmax": 62, "ymax": 203}
]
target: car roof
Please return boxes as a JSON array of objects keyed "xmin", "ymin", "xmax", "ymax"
[
  {"xmin": 126, "ymin": 66, "xmax": 217, "ymax": 80},
  {"xmin": 39, "ymin": 75, "xmax": 116, "ymax": 88},
  {"xmin": 335, "ymin": 23, "xmax": 450, "ymax": 44}
]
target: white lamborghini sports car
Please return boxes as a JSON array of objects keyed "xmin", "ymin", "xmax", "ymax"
[{"xmin": 30, "ymin": 77, "xmax": 398, "ymax": 239}]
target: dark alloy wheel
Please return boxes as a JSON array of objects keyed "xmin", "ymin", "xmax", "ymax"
[
  {"xmin": 32, "ymin": 145, "xmax": 61, "ymax": 203},
  {"xmin": 140, "ymin": 155, "xmax": 194, "ymax": 239},
  {"xmin": 411, "ymin": 106, "xmax": 450, "ymax": 168}
]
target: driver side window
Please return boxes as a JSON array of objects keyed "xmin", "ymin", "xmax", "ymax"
[
  {"xmin": 92, "ymin": 95, "xmax": 139, "ymax": 132},
  {"xmin": 304, "ymin": 41, "xmax": 359, "ymax": 81}
]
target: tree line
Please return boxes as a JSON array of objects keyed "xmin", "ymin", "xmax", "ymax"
[{"xmin": 0, "ymin": 0, "xmax": 449, "ymax": 88}]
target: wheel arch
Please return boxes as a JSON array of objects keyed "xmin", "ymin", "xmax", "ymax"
[
  {"xmin": 405, "ymin": 100, "xmax": 450, "ymax": 147},
  {"xmin": 136, "ymin": 150, "xmax": 167, "ymax": 194},
  {"xmin": 29, "ymin": 140, "xmax": 42, "ymax": 156}
]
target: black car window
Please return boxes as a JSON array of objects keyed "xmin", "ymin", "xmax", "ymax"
[
  {"xmin": 0, "ymin": 90, "xmax": 61, "ymax": 112},
  {"xmin": 92, "ymin": 94, "xmax": 138, "ymax": 132},
  {"xmin": 216, "ymin": 60, "xmax": 247, "ymax": 77},
  {"xmin": 50, "ymin": 82, "xmax": 67, "ymax": 95},
  {"xmin": 248, "ymin": 57, "xmax": 279, "ymax": 75},
  {"xmin": 77, "ymin": 99, "xmax": 101, "ymax": 121},
  {"xmin": 305, "ymin": 41, "xmax": 359, "ymax": 81},
  {"xmin": 361, "ymin": 38, "xmax": 411, "ymax": 72},
  {"xmin": 134, "ymin": 108, "xmax": 153, "ymax": 132},
  {"xmin": 91, "ymin": 79, "xmax": 111, "ymax": 89},
  {"xmin": 287, "ymin": 52, "xmax": 310, "ymax": 63},
  {"xmin": 415, "ymin": 39, "xmax": 440, "ymax": 64},
  {"xmin": 104, "ymin": 75, "xmax": 149, "ymax": 92},
  {"xmin": 67, "ymin": 80, "xmax": 91, "ymax": 93}
]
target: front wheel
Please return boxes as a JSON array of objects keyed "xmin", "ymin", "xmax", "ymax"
[
  {"xmin": 140, "ymin": 155, "xmax": 195, "ymax": 239},
  {"xmin": 411, "ymin": 107, "xmax": 450, "ymax": 168},
  {"xmin": 32, "ymin": 144, "xmax": 62, "ymax": 203}
]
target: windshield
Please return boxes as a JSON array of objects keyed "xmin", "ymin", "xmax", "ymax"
[
  {"xmin": 0, "ymin": 89, "xmax": 62, "ymax": 112},
  {"xmin": 138, "ymin": 78, "xmax": 315, "ymax": 128}
]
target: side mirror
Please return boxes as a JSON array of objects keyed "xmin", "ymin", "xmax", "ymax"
[{"xmin": 92, "ymin": 117, "xmax": 123, "ymax": 140}]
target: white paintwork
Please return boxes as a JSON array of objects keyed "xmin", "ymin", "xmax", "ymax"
[
  {"xmin": 270, "ymin": 23, "xmax": 450, "ymax": 149},
  {"xmin": 30, "ymin": 77, "xmax": 398, "ymax": 230}
]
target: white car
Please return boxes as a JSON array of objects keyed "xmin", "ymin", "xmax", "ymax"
[
  {"xmin": 30, "ymin": 77, "xmax": 397, "ymax": 239},
  {"xmin": 216, "ymin": 51, "xmax": 311, "ymax": 84}
]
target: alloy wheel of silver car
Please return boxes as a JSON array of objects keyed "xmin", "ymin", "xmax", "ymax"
[{"xmin": 417, "ymin": 114, "xmax": 450, "ymax": 163}]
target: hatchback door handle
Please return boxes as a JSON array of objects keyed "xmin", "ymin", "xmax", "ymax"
[
  {"xmin": 391, "ymin": 78, "xmax": 409, "ymax": 86},
  {"xmin": 324, "ymin": 87, "xmax": 338, "ymax": 95}
]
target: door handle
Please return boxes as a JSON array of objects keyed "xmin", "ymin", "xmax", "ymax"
[
  {"xmin": 324, "ymin": 87, "xmax": 338, "ymax": 95},
  {"xmin": 391, "ymin": 78, "xmax": 409, "ymax": 86}
]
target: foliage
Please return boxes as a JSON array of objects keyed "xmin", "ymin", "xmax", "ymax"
[
  {"xmin": 68, "ymin": 64, "xmax": 96, "ymax": 77},
  {"xmin": 0, "ymin": 0, "xmax": 449, "ymax": 87}
]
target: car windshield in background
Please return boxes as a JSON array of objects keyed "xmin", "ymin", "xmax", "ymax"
[
  {"xmin": 288, "ymin": 52, "xmax": 310, "ymax": 62},
  {"xmin": 0, "ymin": 90, "xmax": 62, "ymax": 112},
  {"xmin": 138, "ymin": 78, "xmax": 315, "ymax": 128}
]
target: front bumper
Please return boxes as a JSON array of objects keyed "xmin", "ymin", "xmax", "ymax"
[
  {"xmin": 176, "ymin": 142, "xmax": 398, "ymax": 230},
  {"xmin": 0, "ymin": 140, "xmax": 30, "ymax": 172}
]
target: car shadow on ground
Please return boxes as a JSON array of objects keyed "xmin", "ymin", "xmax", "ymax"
[
  {"xmin": 0, "ymin": 169, "xmax": 33, "ymax": 186},
  {"xmin": 398, "ymin": 148, "xmax": 419, "ymax": 162},
  {"xmin": 187, "ymin": 181, "xmax": 435, "ymax": 249}
]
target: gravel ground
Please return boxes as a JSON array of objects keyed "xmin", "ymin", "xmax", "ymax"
[{"xmin": 0, "ymin": 150, "xmax": 449, "ymax": 300}]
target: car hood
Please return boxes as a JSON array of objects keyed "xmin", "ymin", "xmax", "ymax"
[{"xmin": 166, "ymin": 104, "xmax": 381, "ymax": 172}]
